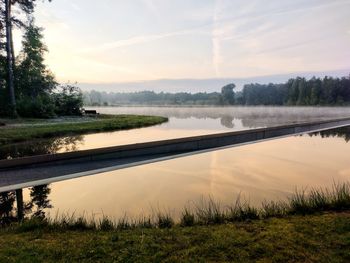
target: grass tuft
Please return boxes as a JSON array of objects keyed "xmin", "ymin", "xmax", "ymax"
[
  {"xmin": 156, "ymin": 212, "xmax": 174, "ymax": 229},
  {"xmin": 2, "ymin": 182, "xmax": 350, "ymax": 231},
  {"xmin": 180, "ymin": 207, "xmax": 195, "ymax": 227},
  {"xmin": 195, "ymin": 198, "xmax": 225, "ymax": 225},
  {"xmin": 261, "ymin": 200, "xmax": 288, "ymax": 218},
  {"xmin": 227, "ymin": 197, "xmax": 259, "ymax": 222},
  {"xmin": 99, "ymin": 217, "xmax": 115, "ymax": 231}
]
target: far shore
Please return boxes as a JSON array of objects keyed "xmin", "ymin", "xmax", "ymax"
[
  {"xmin": 0, "ymin": 114, "xmax": 168, "ymax": 146},
  {"xmin": 85, "ymin": 104, "xmax": 350, "ymax": 108}
]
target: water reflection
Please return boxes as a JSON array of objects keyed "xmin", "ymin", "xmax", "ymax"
[
  {"xmin": 1, "ymin": 127, "xmax": 350, "ymax": 222},
  {"xmin": 1, "ymin": 106, "xmax": 350, "ymax": 159},
  {"xmin": 220, "ymin": 115, "xmax": 234, "ymax": 128},
  {"xmin": 30, "ymin": 185, "xmax": 53, "ymax": 219},
  {"xmin": 310, "ymin": 126, "xmax": 350, "ymax": 142},
  {"xmin": 0, "ymin": 191, "xmax": 16, "ymax": 225},
  {"xmin": 95, "ymin": 106, "xmax": 350, "ymax": 128},
  {"xmin": 0, "ymin": 136, "xmax": 83, "ymax": 160},
  {"xmin": 0, "ymin": 185, "xmax": 52, "ymax": 225}
]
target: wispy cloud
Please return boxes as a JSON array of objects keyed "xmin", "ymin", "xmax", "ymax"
[
  {"xmin": 212, "ymin": 0, "xmax": 223, "ymax": 77},
  {"xmin": 141, "ymin": 0, "xmax": 159, "ymax": 18},
  {"xmin": 79, "ymin": 29, "xmax": 199, "ymax": 53},
  {"xmin": 69, "ymin": 2, "xmax": 81, "ymax": 12},
  {"xmin": 33, "ymin": 0, "xmax": 350, "ymax": 83}
]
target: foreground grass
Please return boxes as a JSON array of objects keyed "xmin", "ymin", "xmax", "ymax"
[
  {"xmin": 0, "ymin": 114, "xmax": 168, "ymax": 146},
  {"xmin": 0, "ymin": 212, "xmax": 349, "ymax": 262},
  {"xmin": 1, "ymin": 182, "xmax": 350, "ymax": 262}
]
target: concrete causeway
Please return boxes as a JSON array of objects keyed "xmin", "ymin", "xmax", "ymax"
[{"xmin": 1, "ymin": 117, "xmax": 350, "ymax": 192}]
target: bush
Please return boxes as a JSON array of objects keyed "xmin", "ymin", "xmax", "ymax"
[
  {"xmin": 0, "ymin": 88, "xmax": 9, "ymax": 117},
  {"xmin": 54, "ymin": 85, "xmax": 83, "ymax": 116},
  {"xmin": 17, "ymin": 94, "xmax": 56, "ymax": 118}
]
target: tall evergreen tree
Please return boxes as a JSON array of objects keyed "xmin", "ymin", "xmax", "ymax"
[
  {"xmin": 0, "ymin": 0, "xmax": 52, "ymax": 117},
  {"xmin": 3, "ymin": 0, "xmax": 16, "ymax": 116},
  {"xmin": 296, "ymin": 78, "xmax": 307, "ymax": 105},
  {"xmin": 17, "ymin": 20, "xmax": 56, "ymax": 98},
  {"xmin": 16, "ymin": 20, "xmax": 57, "ymax": 117},
  {"xmin": 221, "ymin": 83, "xmax": 235, "ymax": 105}
]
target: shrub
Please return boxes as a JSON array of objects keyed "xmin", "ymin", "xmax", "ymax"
[
  {"xmin": 54, "ymin": 85, "xmax": 83, "ymax": 116},
  {"xmin": 17, "ymin": 95, "xmax": 56, "ymax": 118}
]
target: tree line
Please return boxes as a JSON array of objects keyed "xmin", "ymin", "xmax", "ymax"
[
  {"xmin": 84, "ymin": 76, "xmax": 350, "ymax": 106},
  {"xmin": 238, "ymin": 76, "xmax": 350, "ymax": 106},
  {"xmin": 84, "ymin": 84, "xmax": 236, "ymax": 106},
  {"xmin": 0, "ymin": 0, "xmax": 82, "ymax": 118}
]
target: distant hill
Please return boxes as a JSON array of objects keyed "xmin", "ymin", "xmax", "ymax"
[{"xmin": 77, "ymin": 69, "xmax": 349, "ymax": 93}]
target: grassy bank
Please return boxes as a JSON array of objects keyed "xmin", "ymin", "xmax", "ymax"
[
  {"xmin": 0, "ymin": 114, "xmax": 168, "ymax": 146},
  {"xmin": 0, "ymin": 213, "xmax": 349, "ymax": 262},
  {"xmin": 1, "ymin": 183, "xmax": 350, "ymax": 261}
]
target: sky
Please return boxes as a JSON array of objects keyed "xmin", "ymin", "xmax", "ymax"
[{"xmin": 14, "ymin": 0, "xmax": 350, "ymax": 85}]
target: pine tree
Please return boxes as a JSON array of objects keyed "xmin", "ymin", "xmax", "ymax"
[{"xmin": 17, "ymin": 20, "xmax": 56, "ymax": 98}]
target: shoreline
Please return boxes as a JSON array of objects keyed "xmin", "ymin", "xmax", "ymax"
[
  {"xmin": 0, "ymin": 114, "xmax": 168, "ymax": 146},
  {"xmin": 1, "ymin": 182, "xmax": 349, "ymax": 261}
]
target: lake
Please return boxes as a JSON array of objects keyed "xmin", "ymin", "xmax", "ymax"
[
  {"xmin": 2, "ymin": 106, "xmax": 350, "ymax": 159},
  {"xmin": 1, "ymin": 106, "xmax": 350, "ymax": 220}
]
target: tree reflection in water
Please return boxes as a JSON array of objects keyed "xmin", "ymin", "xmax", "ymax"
[
  {"xmin": 309, "ymin": 126, "xmax": 350, "ymax": 142},
  {"xmin": 0, "ymin": 135, "xmax": 83, "ymax": 160},
  {"xmin": 220, "ymin": 116, "xmax": 234, "ymax": 129},
  {"xmin": 0, "ymin": 184, "xmax": 53, "ymax": 225},
  {"xmin": 1, "ymin": 126, "xmax": 349, "ymax": 226},
  {"xmin": 30, "ymin": 185, "xmax": 52, "ymax": 219},
  {"xmin": 0, "ymin": 191, "xmax": 16, "ymax": 225}
]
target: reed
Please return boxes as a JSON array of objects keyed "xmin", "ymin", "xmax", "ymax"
[{"xmin": 7, "ymin": 182, "xmax": 350, "ymax": 232}]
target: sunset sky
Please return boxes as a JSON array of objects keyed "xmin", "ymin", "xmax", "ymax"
[{"xmin": 17, "ymin": 0, "xmax": 350, "ymax": 84}]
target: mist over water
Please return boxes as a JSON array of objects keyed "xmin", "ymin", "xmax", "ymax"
[
  {"xmin": 1, "ymin": 106, "xmax": 350, "ymax": 221},
  {"xmin": 93, "ymin": 106, "xmax": 350, "ymax": 128},
  {"xmin": 1, "ymin": 106, "xmax": 350, "ymax": 159},
  {"xmin": 13, "ymin": 127, "xmax": 350, "ymax": 220}
]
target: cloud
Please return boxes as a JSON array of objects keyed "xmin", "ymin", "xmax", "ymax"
[
  {"xmin": 69, "ymin": 2, "xmax": 82, "ymax": 12},
  {"xmin": 212, "ymin": 0, "xmax": 223, "ymax": 77},
  {"xmin": 79, "ymin": 29, "xmax": 200, "ymax": 53},
  {"xmin": 34, "ymin": 0, "xmax": 350, "ymax": 82},
  {"xmin": 141, "ymin": 0, "xmax": 158, "ymax": 16}
]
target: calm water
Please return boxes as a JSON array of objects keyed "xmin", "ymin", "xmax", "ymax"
[
  {"xmin": 8, "ymin": 127, "xmax": 350, "ymax": 220},
  {"xmin": 1, "ymin": 106, "xmax": 350, "ymax": 159},
  {"xmin": 1, "ymin": 106, "xmax": 350, "ymax": 221}
]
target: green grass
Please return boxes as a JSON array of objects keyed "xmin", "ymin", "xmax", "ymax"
[
  {"xmin": 0, "ymin": 114, "xmax": 168, "ymax": 146},
  {"xmin": 0, "ymin": 213, "xmax": 349, "ymax": 262},
  {"xmin": 1, "ymin": 183, "xmax": 350, "ymax": 261},
  {"xmin": 2, "ymin": 182, "xmax": 350, "ymax": 231}
]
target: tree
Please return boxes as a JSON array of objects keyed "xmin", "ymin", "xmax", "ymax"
[
  {"xmin": 309, "ymin": 77, "xmax": 322, "ymax": 105},
  {"xmin": 238, "ymin": 75, "xmax": 350, "ymax": 106},
  {"xmin": 0, "ymin": 0, "xmax": 52, "ymax": 117},
  {"xmin": 16, "ymin": 20, "xmax": 57, "ymax": 117},
  {"xmin": 221, "ymin": 83, "xmax": 235, "ymax": 105},
  {"xmin": 54, "ymin": 84, "xmax": 83, "ymax": 116},
  {"xmin": 287, "ymin": 78, "xmax": 300, "ymax": 105},
  {"xmin": 4, "ymin": 0, "xmax": 16, "ymax": 116},
  {"xmin": 296, "ymin": 78, "xmax": 307, "ymax": 105},
  {"xmin": 17, "ymin": 20, "xmax": 56, "ymax": 98}
]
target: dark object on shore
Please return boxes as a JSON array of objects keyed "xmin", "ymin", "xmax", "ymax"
[
  {"xmin": 84, "ymin": 110, "xmax": 99, "ymax": 116},
  {"xmin": 0, "ymin": 122, "xmax": 5, "ymax": 127}
]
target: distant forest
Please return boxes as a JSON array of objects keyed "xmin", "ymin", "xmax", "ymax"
[{"xmin": 83, "ymin": 75, "xmax": 350, "ymax": 106}]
